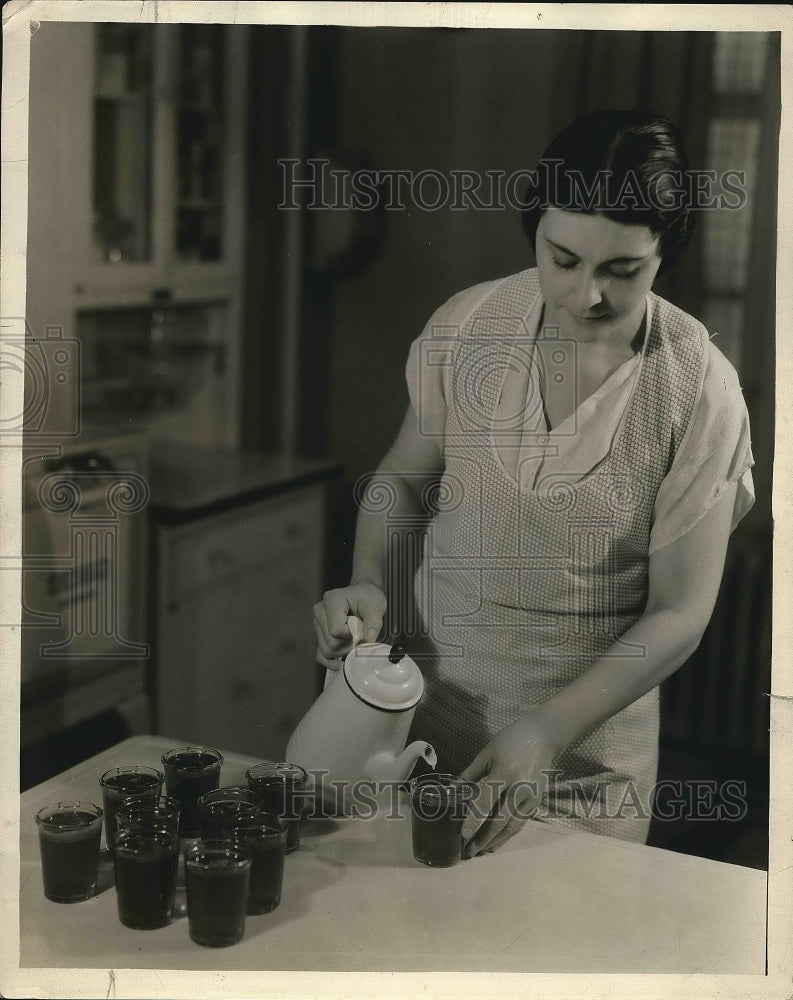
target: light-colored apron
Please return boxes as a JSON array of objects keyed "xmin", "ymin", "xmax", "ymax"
[{"xmin": 408, "ymin": 269, "xmax": 707, "ymax": 843}]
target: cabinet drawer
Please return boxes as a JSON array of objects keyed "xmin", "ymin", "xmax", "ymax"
[
  {"xmin": 157, "ymin": 571, "xmax": 321, "ymax": 759},
  {"xmin": 165, "ymin": 487, "xmax": 324, "ymax": 602}
]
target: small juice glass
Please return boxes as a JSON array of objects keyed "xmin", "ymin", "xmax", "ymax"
[
  {"xmin": 184, "ymin": 840, "xmax": 252, "ymax": 947},
  {"xmin": 161, "ymin": 746, "xmax": 223, "ymax": 838},
  {"xmin": 245, "ymin": 762, "xmax": 307, "ymax": 854},
  {"xmin": 36, "ymin": 801, "xmax": 104, "ymax": 902},
  {"xmin": 409, "ymin": 773, "xmax": 476, "ymax": 868}
]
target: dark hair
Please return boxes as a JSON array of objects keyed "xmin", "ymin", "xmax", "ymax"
[{"xmin": 521, "ymin": 109, "xmax": 695, "ymax": 273}]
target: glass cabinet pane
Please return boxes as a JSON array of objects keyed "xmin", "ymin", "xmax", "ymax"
[
  {"xmin": 93, "ymin": 24, "xmax": 153, "ymax": 263},
  {"xmin": 176, "ymin": 25, "xmax": 225, "ymax": 262},
  {"xmin": 76, "ymin": 303, "xmax": 230, "ymax": 445}
]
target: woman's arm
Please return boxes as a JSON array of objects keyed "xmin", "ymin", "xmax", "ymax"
[
  {"xmin": 461, "ymin": 480, "xmax": 739, "ymax": 854},
  {"xmin": 349, "ymin": 404, "xmax": 444, "ymax": 591},
  {"xmin": 535, "ymin": 478, "xmax": 738, "ymax": 746},
  {"xmin": 313, "ymin": 404, "xmax": 444, "ymax": 665}
]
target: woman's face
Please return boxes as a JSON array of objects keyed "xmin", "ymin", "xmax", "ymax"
[{"xmin": 535, "ymin": 207, "xmax": 662, "ymax": 343}]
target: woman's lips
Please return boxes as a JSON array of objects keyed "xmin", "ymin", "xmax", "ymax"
[{"xmin": 575, "ymin": 312, "xmax": 612, "ymax": 322}]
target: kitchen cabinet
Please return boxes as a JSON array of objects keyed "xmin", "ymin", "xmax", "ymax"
[
  {"xmin": 26, "ymin": 21, "xmax": 247, "ymax": 446},
  {"xmin": 150, "ymin": 447, "xmax": 340, "ymax": 759},
  {"xmin": 19, "ymin": 430, "xmax": 154, "ymax": 789}
]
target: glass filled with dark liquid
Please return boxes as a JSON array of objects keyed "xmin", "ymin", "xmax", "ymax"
[
  {"xmin": 184, "ymin": 840, "xmax": 252, "ymax": 947},
  {"xmin": 409, "ymin": 773, "xmax": 476, "ymax": 868},
  {"xmin": 234, "ymin": 815, "xmax": 287, "ymax": 914},
  {"xmin": 99, "ymin": 766, "xmax": 164, "ymax": 854},
  {"xmin": 245, "ymin": 762, "xmax": 307, "ymax": 854},
  {"xmin": 36, "ymin": 801, "xmax": 104, "ymax": 902},
  {"xmin": 198, "ymin": 787, "xmax": 261, "ymax": 840},
  {"xmin": 116, "ymin": 794, "xmax": 181, "ymax": 839},
  {"xmin": 113, "ymin": 827, "xmax": 179, "ymax": 929},
  {"xmin": 161, "ymin": 746, "xmax": 223, "ymax": 838}
]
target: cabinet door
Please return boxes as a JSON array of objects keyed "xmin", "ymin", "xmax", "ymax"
[
  {"xmin": 156, "ymin": 489, "xmax": 325, "ymax": 758},
  {"xmin": 168, "ymin": 25, "xmax": 248, "ymax": 304},
  {"xmin": 27, "ymin": 22, "xmax": 247, "ymax": 441},
  {"xmin": 158, "ymin": 564, "xmax": 320, "ymax": 759},
  {"xmin": 70, "ymin": 23, "xmax": 171, "ymax": 305},
  {"xmin": 30, "ymin": 22, "xmax": 248, "ymax": 309}
]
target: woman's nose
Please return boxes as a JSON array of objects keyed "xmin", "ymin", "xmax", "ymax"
[{"xmin": 574, "ymin": 274, "xmax": 605, "ymax": 311}]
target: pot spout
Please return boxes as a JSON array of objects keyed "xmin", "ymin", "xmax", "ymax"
[
  {"xmin": 365, "ymin": 741, "xmax": 438, "ymax": 783},
  {"xmin": 397, "ymin": 740, "xmax": 438, "ymax": 779}
]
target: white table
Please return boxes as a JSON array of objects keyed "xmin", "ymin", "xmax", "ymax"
[{"xmin": 19, "ymin": 736, "xmax": 766, "ymax": 974}]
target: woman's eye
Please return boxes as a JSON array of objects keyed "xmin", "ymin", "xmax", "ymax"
[
  {"xmin": 609, "ymin": 268, "xmax": 640, "ymax": 280},
  {"xmin": 551, "ymin": 255, "xmax": 577, "ymax": 271}
]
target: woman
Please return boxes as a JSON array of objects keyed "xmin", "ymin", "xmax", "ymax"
[{"xmin": 313, "ymin": 110, "xmax": 755, "ymax": 855}]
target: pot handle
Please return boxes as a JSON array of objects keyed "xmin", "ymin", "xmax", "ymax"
[
  {"xmin": 347, "ymin": 615, "xmax": 364, "ymax": 647},
  {"xmin": 322, "ymin": 615, "xmax": 365, "ymax": 691}
]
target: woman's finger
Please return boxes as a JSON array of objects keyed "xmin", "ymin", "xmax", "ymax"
[
  {"xmin": 460, "ymin": 774, "xmax": 501, "ymax": 844},
  {"xmin": 313, "ymin": 601, "xmax": 349, "ymax": 656},
  {"xmin": 467, "ymin": 778, "xmax": 537, "ymax": 857},
  {"xmin": 467, "ymin": 782, "xmax": 539, "ymax": 855},
  {"xmin": 475, "ymin": 815, "xmax": 526, "ymax": 855},
  {"xmin": 459, "ymin": 749, "xmax": 495, "ymax": 842},
  {"xmin": 312, "ymin": 616, "xmax": 339, "ymax": 660},
  {"xmin": 322, "ymin": 590, "xmax": 354, "ymax": 640},
  {"xmin": 464, "ymin": 804, "xmax": 510, "ymax": 856},
  {"xmin": 313, "ymin": 619, "xmax": 346, "ymax": 668},
  {"xmin": 459, "ymin": 749, "xmax": 490, "ymax": 783}
]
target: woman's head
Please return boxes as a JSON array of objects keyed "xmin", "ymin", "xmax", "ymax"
[{"xmin": 522, "ymin": 109, "xmax": 695, "ymax": 274}]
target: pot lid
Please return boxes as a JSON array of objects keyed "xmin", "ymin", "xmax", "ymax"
[{"xmin": 343, "ymin": 642, "xmax": 424, "ymax": 711}]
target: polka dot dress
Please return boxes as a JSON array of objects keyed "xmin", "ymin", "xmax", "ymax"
[{"xmin": 407, "ymin": 268, "xmax": 707, "ymax": 843}]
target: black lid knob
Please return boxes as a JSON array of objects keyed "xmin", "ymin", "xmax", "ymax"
[{"xmin": 388, "ymin": 644, "xmax": 406, "ymax": 664}]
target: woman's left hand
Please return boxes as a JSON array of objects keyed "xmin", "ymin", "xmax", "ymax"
[{"xmin": 459, "ymin": 714, "xmax": 560, "ymax": 857}]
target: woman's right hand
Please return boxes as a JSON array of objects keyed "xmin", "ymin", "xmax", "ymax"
[{"xmin": 313, "ymin": 583, "xmax": 387, "ymax": 669}]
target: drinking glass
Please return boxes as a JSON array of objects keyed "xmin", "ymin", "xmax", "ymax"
[
  {"xmin": 234, "ymin": 815, "xmax": 287, "ymax": 914},
  {"xmin": 116, "ymin": 794, "xmax": 181, "ymax": 838},
  {"xmin": 161, "ymin": 746, "xmax": 223, "ymax": 838},
  {"xmin": 409, "ymin": 773, "xmax": 476, "ymax": 868},
  {"xmin": 113, "ymin": 827, "xmax": 179, "ymax": 929},
  {"xmin": 198, "ymin": 786, "xmax": 260, "ymax": 840},
  {"xmin": 99, "ymin": 766, "xmax": 163, "ymax": 854},
  {"xmin": 184, "ymin": 840, "xmax": 251, "ymax": 947},
  {"xmin": 36, "ymin": 801, "xmax": 104, "ymax": 902},
  {"xmin": 245, "ymin": 762, "xmax": 307, "ymax": 854}
]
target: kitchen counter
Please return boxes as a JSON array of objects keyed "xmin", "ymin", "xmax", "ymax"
[
  {"xmin": 18, "ymin": 736, "xmax": 766, "ymax": 976},
  {"xmin": 147, "ymin": 440, "xmax": 340, "ymax": 524}
]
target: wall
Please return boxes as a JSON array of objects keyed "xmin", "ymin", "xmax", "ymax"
[{"xmin": 320, "ymin": 28, "xmax": 563, "ymax": 493}]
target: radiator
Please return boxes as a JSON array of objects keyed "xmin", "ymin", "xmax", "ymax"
[{"xmin": 662, "ymin": 528, "xmax": 772, "ymax": 756}]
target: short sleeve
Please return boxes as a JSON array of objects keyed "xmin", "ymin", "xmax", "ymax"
[
  {"xmin": 405, "ymin": 278, "xmax": 503, "ymax": 440},
  {"xmin": 648, "ymin": 340, "xmax": 755, "ymax": 553}
]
